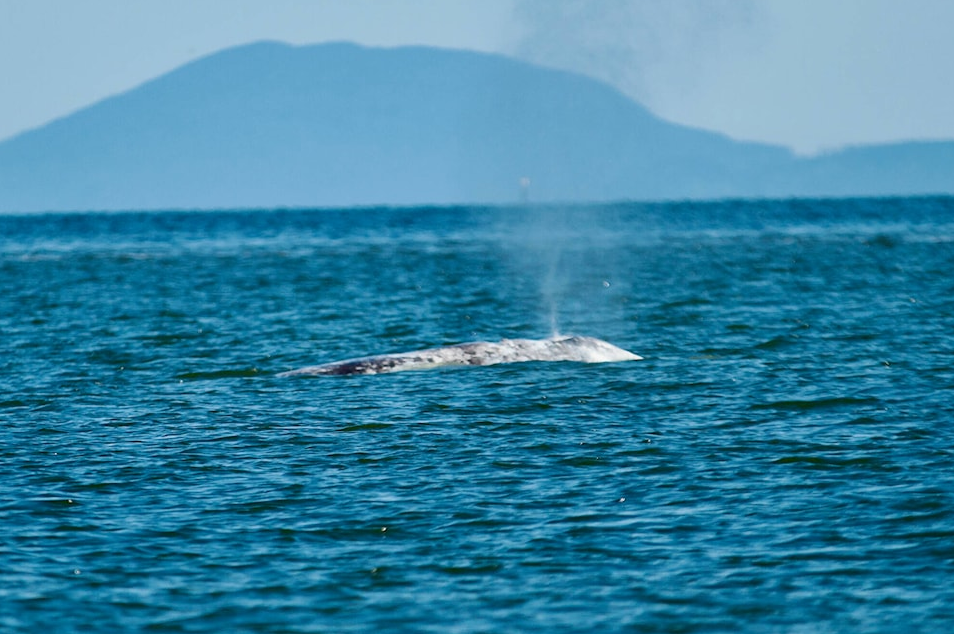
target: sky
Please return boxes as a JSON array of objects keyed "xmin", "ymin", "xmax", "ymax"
[{"xmin": 1, "ymin": 0, "xmax": 952, "ymax": 155}]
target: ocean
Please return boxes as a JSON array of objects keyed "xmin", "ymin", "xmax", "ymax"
[{"xmin": 2, "ymin": 197, "xmax": 953, "ymax": 632}]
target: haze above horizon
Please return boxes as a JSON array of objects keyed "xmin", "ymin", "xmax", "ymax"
[{"xmin": 2, "ymin": 0, "xmax": 953, "ymax": 155}]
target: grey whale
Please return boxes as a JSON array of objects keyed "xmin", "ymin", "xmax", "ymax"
[{"xmin": 278, "ymin": 335, "xmax": 642, "ymax": 377}]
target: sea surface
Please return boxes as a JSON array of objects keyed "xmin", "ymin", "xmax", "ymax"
[{"xmin": 2, "ymin": 197, "xmax": 954, "ymax": 633}]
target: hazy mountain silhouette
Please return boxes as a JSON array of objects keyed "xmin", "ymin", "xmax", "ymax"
[{"xmin": 1, "ymin": 41, "xmax": 951, "ymax": 212}]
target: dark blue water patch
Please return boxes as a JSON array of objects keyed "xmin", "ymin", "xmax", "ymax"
[{"xmin": 2, "ymin": 197, "xmax": 954, "ymax": 633}]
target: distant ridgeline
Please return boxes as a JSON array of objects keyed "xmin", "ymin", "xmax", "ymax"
[{"xmin": 1, "ymin": 41, "xmax": 952, "ymax": 212}]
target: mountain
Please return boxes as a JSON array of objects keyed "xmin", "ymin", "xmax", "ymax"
[{"xmin": 1, "ymin": 41, "xmax": 952, "ymax": 212}]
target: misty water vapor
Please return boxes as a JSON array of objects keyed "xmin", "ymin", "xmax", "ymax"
[
  {"xmin": 512, "ymin": 0, "xmax": 762, "ymax": 112},
  {"xmin": 496, "ymin": 205, "xmax": 634, "ymax": 342}
]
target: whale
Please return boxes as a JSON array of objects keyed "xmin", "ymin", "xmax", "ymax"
[{"xmin": 277, "ymin": 335, "xmax": 642, "ymax": 376}]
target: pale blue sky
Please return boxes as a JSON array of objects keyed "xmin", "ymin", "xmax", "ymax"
[{"xmin": 1, "ymin": 0, "xmax": 952, "ymax": 154}]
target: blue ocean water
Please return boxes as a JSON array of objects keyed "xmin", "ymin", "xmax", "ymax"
[{"xmin": 2, "ymin": 197, "xmax": 954, "ymax": 632}]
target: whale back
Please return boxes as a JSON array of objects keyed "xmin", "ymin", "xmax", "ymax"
[{"xmin": 278, "ymin": 335, "xmax": 641, "ymax": 377}]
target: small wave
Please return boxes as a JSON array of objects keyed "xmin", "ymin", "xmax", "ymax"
[
  {"xmin": 753, "ymin": 335, "xmax": 800, "ymax": 350},
  {"xmin": 175, "ymin": 368, "xmax": 261, "ymax": 380},
  {"xmin": 750, "ymin": 396, "xmax": 880, "ymax": 411},
  {"xmin": 772, "ymin": 455, "xmax": 895, "ymax": 470}
]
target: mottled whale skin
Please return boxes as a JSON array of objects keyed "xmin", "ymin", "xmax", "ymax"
[{"xmin": 278, "ymin": 335, "xmax": 642, "ymax": 377}]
